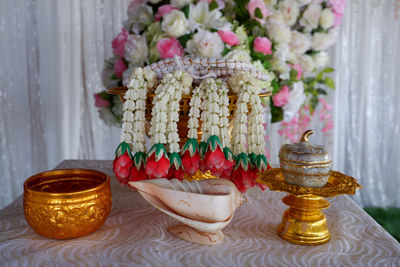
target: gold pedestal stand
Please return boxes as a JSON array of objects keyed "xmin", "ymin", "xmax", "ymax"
[{"xmin": 257, "ymin": 168, "xmax": 361, "ymax": 246}]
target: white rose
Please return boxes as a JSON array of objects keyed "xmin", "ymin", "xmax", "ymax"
[
  {"xmin": 224, "ymin": 50, "xmax": 251, "ymax": 62},
  {"xmin": 271, "ymin": 58, "xmax": 290, "ymax": 80},
  {"xmin": 311, "ymin": 29, "xmax": 338, "ymax": 50},
  {"xmin": 298, "ymin": 54, "xmax": 314, "ymax": 74},
  {"xmin": 266, "ymin": 14, "xmax": 292, "ymax": 44},
  {"xmin": 124, "ymin": 35, "xmax": 149, "ymax": 66},
  {"xmin": 279, "ymin": 0, "xmax": 300, "ymax": 26},
  {"xmin": 290, "ymin": 31, "xmax": 312, "ymax": 55},
  {"xmin": 300, "ymin": 3, "xmax": 322, "ymax": 32},
  {"xmin": 186, "ymin": 30, "xmax": 224, "ymax": 58},
  {"xmin": 171, "ymin": 0, "xmax": 193, "ymax": 8},
  {"xmin": 162, "ymin": 10, "xmax": 189, "ymax": 38},
  {"xmin": 283, "ymin": 82, "xmax": 305, "ymax": 121},
  {"xmin": 312, "ymin": 51, "xmax": 329, "ymax": 68},
  {"xmin": 320, "ymin": 8, "xmax": 334, "ymax": 30}
]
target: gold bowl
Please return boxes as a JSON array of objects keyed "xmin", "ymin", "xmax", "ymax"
[{"xmin": 23, "ymin": 169, "xmax": 112, "ymax": 239}]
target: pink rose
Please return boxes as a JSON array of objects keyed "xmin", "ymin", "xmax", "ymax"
[
  {"xmin": 157, "ymin": 38, "xmax": 184, "ymax": 59},
  {"xmin": 218, "ymin": 31, "xmax": 240, "ymax": 46},
  {"xmin": 94, "ymin": 93, "xmax": 110, "ymax": 108},
  {"xmin": 290, "ymin": 64, "xmax": 302, "ymax": 80},
  {"xmin": 155, "ymin": 5, "xmax": 176, "ymax": 21},
  {"xmin": 112, "ymin": 28, "xmax": 129, "ymax": 57},
  {"xmin": 272, "ymin": 85, "xmax": 290, "ymax": 107},
  {"xmin": 114, "ymin": 58, "xmax": 127, "ymax": 78},
  {"xmin": 246, "ymin": 0, "xmax": 270, "ymax": 23},
  {"xmin": 253, "ymin": 36, "xmax": 272, "ymax": 55}
]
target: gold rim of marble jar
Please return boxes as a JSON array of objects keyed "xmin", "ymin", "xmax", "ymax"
[{"xmin": 279, "ymin": 157, "xmax": 332, "ymax": 167}]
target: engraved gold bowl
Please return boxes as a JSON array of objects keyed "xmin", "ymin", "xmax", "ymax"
[{"xmin": 23, "ymin": 169, "xmax": 112, "ymax": 239}]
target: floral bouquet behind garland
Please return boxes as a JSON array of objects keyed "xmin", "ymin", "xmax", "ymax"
[{"xmin": 96, "ymin": 0, "xmax": 345, "ymax": 153}]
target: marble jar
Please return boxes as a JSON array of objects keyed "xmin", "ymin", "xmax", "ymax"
[{"xmin": 279, "ymin": 130, "xmax": 332, "ymax": 188}]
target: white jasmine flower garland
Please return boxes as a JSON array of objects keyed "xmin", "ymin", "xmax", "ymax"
[
  {"xmin": 187, "ymin": 86, "xmax": 203, "ymax": 140},
  {"xmin": 122, "ymin": 67, "xmax": 156, "ymax": 153},
  {"xmin": 199, "ymin": 78, "xmax": 220, "ymax": 143},
  {"xmin": 216, "ymin": 80, "xmax": 230, "ymax": 148}
]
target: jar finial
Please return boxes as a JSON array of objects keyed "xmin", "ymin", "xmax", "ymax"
[{"xmin": 299, "ymin": 130, "xmax": 314, "ymax": 143}]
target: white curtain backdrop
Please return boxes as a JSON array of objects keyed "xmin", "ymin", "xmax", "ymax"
[{"xmin": 0, "ymin": 0, "xmax": 399, "ymax": 208}]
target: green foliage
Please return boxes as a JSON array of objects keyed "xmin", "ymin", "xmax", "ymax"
[
  {"xmin": 271, "ymin": 79, "xmax": 280, "ymax": 94},
  {"xmin": 325, "ymin": 77, "xmax": 335, "ymax": 89},
  {"xmin": 183, "ymin": 5, "xmax": 190, "ymax": 18},
  {"xmin": 210, "ymin": 0, "xmax": 218, "ymax": 11},
  {"xmin": 270, "ymin": 98, "xmax": 284, "ymax": 122},
  {"xmin": 254, "ymin": 7, "xmax": 263, "ymax": 19},
  {"xmin": 98, "ymin": 91, "xmax": 111, "ymax": 101},
  {"xmin": 178, "ymin": 33, "xmax": 192, "ymax": 48},
  {"xmin": 302, "ymin": 68, "xmax": 336, "ymax": 113},
  {"xmin": 364, "ymin": 207, "xmax": 400, "ymax": 242},
  {"xmin": 222, "ymin": 46, "xmax": 230, "ymax": 56}
]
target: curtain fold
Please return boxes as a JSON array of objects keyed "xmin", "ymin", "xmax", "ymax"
[
  {"xmin": 0, "ymin": 0, "xmax": 399, "ymax": 208},
  {"xmin": 0, "ymin": 0, "xmax": 130, "ymax": 208}
]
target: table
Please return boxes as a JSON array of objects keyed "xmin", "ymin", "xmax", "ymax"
[{"xmin": 1, "ymin": 160, "xmax": 399, "ymax": 266}]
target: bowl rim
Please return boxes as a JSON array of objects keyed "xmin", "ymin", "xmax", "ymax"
[{"xmin": 24, "ymin": 168, "xmax": 110, "ymax": 197}]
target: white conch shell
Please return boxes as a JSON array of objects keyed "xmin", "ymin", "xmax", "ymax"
[{"xmin": 129, "ymin": 178, "xmax": 246, "ymax": 233}]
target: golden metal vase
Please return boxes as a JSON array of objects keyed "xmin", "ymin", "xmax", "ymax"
[{"xmin": 24, "ymin": 169, "xmax": 112, "ymax": 239}]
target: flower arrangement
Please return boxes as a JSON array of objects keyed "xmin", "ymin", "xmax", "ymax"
[
  {"xmin": 113, "ymin": 59, "xmax": 271, "ymax": 192},
  {"xmin": 96, "ymin": 0, "xmax": 345, "ymax": 136}
]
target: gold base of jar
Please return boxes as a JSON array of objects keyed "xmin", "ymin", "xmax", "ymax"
[{"xmin": 277, "ymin": 194, "xmax": 330, "ymax": 245}]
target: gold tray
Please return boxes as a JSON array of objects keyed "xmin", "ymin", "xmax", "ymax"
[{"xmin": 257, "ymin": 168, "xmax": 362, "ymax": 197}]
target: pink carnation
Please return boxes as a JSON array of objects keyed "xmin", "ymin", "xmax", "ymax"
[
  {"xmin": 155, "ymin": 5, "xmax": 176, "ymax": 21},
  {"xmin": 114, "ymin": 58, "xmax": 127, "ymax": 78},
  {"xmin": 218, "ymin": 31, "xmax": 240, "ymax": 46},
  {"xmin": 273, "ymin": 85, "xmax": 290, "ymax": 107},
  {"xmin": 253, "ymin": 36, "xmax": 272, "ymax": 55},
  {"xmin": 112, "ymin": 28, "xmax": 129, "ymax": 57},
  {"xmin": 157, "ymin": 38, "xmax": 184, "ymax": 59},
  {"xmin": 94, "ymin": 93, "xmax": 110, "ymax": 108},
  {"xmin": 246, "ymin": 0, "xmax": 270, "ymax": 23}
]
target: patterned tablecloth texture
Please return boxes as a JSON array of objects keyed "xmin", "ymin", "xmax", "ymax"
[{"xmin": 0, "ymin": 160, "xmax": 399, "ymax": 266}]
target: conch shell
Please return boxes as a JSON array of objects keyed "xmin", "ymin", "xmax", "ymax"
[{"xmin": 129, "ymin": 178, "xmax": 246, "ymax": 245}]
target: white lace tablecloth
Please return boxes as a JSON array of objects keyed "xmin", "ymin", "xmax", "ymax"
[{"xmin": 1, "ymin": 160, "xmax": 399, "ymax": 266}]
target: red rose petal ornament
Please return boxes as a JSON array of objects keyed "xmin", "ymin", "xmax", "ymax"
[
  {"xmin": 181, "ymin": 139, "xmax": 200, "ymax": 175},
  {"xmin": 146, "ymin": 144, "xmax": 170, "ymax": 179},
  {"xmin": 167, "ymin": 152, "xmax": 184, "ymax": 180},
  {"xmin": 230, "ymin": 153, "xmax": 256, "ymax": 193},
  {"xmin": 221, "ymin": 147, "xmax": 235, "ymax": 180},
  {"xmin": 128, "ymin": 151, "xmax": 148, "ymax": 182},
  {"xmin": 113, "ymin": 142, "xmax": 133, "ymax": 185},
  {"xmin": 203, "ymin": 136, "xmax": 225, "ymax": 176}
]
